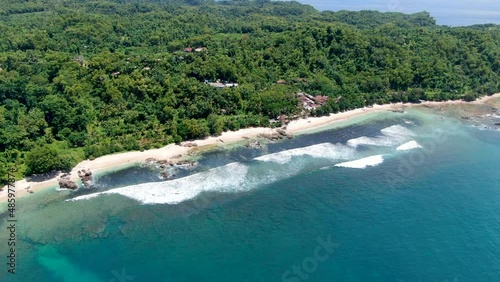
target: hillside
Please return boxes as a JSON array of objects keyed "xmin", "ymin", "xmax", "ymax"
[{"xmin": 0, "ymin": 0, "xmax": 499, "ymax": 178}]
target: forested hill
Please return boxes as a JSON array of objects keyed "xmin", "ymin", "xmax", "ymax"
[{"xmin": 1, "ymin": 0, "xmax": 499, "ymax": 178}]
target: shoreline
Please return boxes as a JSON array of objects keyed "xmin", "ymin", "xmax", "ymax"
[{"xmin": 1, "ymin": 93, "xmax": 498, "ymax": 203}]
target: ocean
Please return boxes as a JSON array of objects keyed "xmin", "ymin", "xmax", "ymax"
[
  {"xmin": 1, "ymin": 105, "xmax": 499, "ymax": 282},
  {"xmin": 295, "ymin": 0, "xmax": 500, "ymax": 26}
]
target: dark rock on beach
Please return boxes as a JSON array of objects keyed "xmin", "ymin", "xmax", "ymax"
[
  {"xmin": 144, "ymin": 158, "xmax": 198, "ymax": 180},
  {"xmin": 258, "ymin": 128, "xmax": 293, "ymax": 141},
  {"xmin": 181, "ymin": 142, "xmax": 198, "ymax": 147},
  {"xmin": 258, "ymin": 132, "xmax": 280, "ymax": 140},
  {"xmin": 59, "ymin": 177, "xmax": 78, "ymax": 190}
]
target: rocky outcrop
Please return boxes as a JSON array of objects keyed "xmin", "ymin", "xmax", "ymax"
[
  {"xmin": 257, "ymin": 132, "xmax": 279, "ymax": 140},
  {"xmin": 59, "ymin": 177, "xmax": 78, "ymax": 190},
  {"xmin": 276, "ymin": 128, "xmax": 293, "ymax": 139},
  {"xmin": 181, "ymin": 142, "xmax": 198, "ymax": 147},
  {"xmin": 258, "ymin": 128, "xmax": 293, "ymax": 141},
  {"xmin": 150, "ymin": 159, "xmax": 198, "ymax": 168},
  {"xmin": 77, "ymin": 169, "xmax": 93, "ymax": 187},
  {"xmin": 389, "ymin": 108, "xmax": 405, "ymax": 113},
  {"xmin": 143, "ymin": 158, "xmax": 198, "ymax": 180},
  {"xmin": 174, "ymin": 160, "xmax": 198, "ymax": 167},
  {"xmin": 246, "ymin": 140, "xmax": 262, "ymax": 149},
  {"xmin": 160, "ymin": 171, "xmax": 171, "ymax": 179}
]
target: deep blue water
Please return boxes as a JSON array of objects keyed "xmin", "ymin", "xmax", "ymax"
[
  {"xmin": 1, "ymin": 108, "xmax": 499, "ymax": 282},
  {"xmin": 295, "ymin": 0, "xmax": 500, "ymax": 26}
]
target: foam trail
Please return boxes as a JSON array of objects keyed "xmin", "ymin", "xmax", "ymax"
[
  {"xmin": 380, "ymin": 124, "xmax": 415, "ymax": 137},
  {"xmin": 397, "ymin": 140, "xmax": 422, "ymax": 151},
  {"xmin": 255, "ymin": 143, "xmax": 354, "ymax": 164},
  {"xmin": 68, "ymin": 126, "xmax": 412, "ymax": 204},
  {"xmin": 69, "ymin": 143, "xmax": 356, "ymax": 205},
  {"xmin": 347, "ymin": 124, "xmax": 415, "ymax": 148},
  {"xmin": 69, "ymin": 193, "xmax": 102, "ymax": 201},
  {"xmin": 347, "ymin": 136, "xmax": 395, "ymax": 148},
  {"xmin": 69, "ymin": 162, "xmax": 250, "ymax": 205},
  {"xmin": 334, "ymin": 155, "xmax": 384, "ymax": 169}
]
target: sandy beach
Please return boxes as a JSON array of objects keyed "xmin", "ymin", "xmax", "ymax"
[{"xmin": 1, "ymin": 93, "xmax": 498, "ymax": 203}]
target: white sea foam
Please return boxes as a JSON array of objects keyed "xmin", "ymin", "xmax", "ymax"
[
  {"xmin": 254, "ymin": 143, "xmax": 355, "ymax": 164},
  {"xmin": 68, "ymin": 162, "xmax": 250, "ymax": 205},
  {"xmin": 67, "ymin": 125, "xmax": 413, "ymax": 205},
  {"xmin": 380, "ymin": 124, "xmax": 415, "ymax": 137},
  {"xmin": 396, "ymin": 140, "xmax": 422, "ymax": 151},
  {"xmin": 347, "ymin": 125, "xmax": 415, "ymax": 148},
  {"xmin": 56, "ymin": 188, "xmax": 77, "ymax": 192},
  {"xmin": 69, "ymin": 143, "xmax": 357, "ymax": 205},
  {"xmin": 67, "ymin": 193, "xmax": 102, "ymax": 201},
  {"xmin": 334, "ymin": 155, "xmax": 384, "ymax": 169},
  {"xmin": 347, "ymin": 136, "xmax": 395, "ymax": 147}
]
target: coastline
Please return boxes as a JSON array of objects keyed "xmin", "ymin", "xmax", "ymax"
[{"xmin": 1, "ymin": 93, "xmax": 498, "ymax": 203}]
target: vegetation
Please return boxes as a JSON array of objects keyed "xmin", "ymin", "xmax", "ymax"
[
  {"xmin": 24, "ymin": 144, "xmax": 77, "ymax": 175},
  {"xmin": 0, "ymin": 0, "xmax": 499, "ymax": 177}
]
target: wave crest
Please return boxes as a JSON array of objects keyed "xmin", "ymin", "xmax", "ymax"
[
  {"xmin": 68, "ymin": 162, "xmax": 249, "ymax": 205},
  {"xmin": 334, "ymin": 155, "xmax": 384, "ymax": 169},
  {"xmin": 347, "ymin": 124, "xmax": 415, "ymax": 148},
  {"xmin": 396, "ymin": 140, "xmax": 422, "ymax": 151},
  {"xmin": 255, "ymin": 143, "xmax": 354, "ymax": 164}
]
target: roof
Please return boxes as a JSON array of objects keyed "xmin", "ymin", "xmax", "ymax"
[
  {"xmin": 312, "ymin": 96, "xmax": 329, "ymax": 104},
  {"xmin": 209, "ymin": 82, "xmax": 225, "ymax": 88}
]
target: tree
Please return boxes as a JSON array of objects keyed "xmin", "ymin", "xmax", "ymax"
[
  {"xmin": 0, "ymin": 162, "xmax": 8, "ymax": 187},
  {"xmin": 408, "ymin": 88, "xmax": 425, "ymax": 103},
  {"xmin": 177, "ymin": 119, "xmax": 210, "ymax": 140},
  {"xmin": 249, "ymin": 85, "xmax": 298, "ymax": 117},
  {"xmin": 25, "ymin": 145, "xmax": 75, "ymax": 175},
  {"xmin": 0, "ymin": 0, "xmax": 498, "ymax": 178},
  {"xmin": 207, "ymin": 114, "xmax": 225, "ymax": 136}
]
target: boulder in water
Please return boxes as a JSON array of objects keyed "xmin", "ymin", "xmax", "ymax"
[{"xmin": 59, "ymin": 178, "xmax": 78, "ymax": 190}]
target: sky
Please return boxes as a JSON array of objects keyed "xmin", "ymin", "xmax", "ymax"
[{"xmin": 293, "ymin": 0, "xmax": 500, "ymax": 26}]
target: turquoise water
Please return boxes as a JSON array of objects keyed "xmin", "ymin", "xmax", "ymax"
[{"xmin": 1, "ymin": 108, "xmax": 499, "ymax": 281}]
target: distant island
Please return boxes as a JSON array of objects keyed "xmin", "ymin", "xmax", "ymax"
[{"xmin": 0, "ymin": 0, "xmax": 499, "ymax": 182}]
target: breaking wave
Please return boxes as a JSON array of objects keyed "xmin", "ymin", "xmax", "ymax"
[
  {"xmin": 347, "ymin": 136, "xmax": 396, "ymax": 147},
  {"xmin": 396, "ymin": 140, "xmax": 422, "ymax": 151},
  {"xmin": 380, "ymin": 125, "xmax": 415, "ymax": 137},
  {"xmin": 68, "ymin": 162, "xmax": 250, "ymax": 205},
  {"xmin": 334, "ymin": 155, "xmax": 384, "ymax": 169},
  {"xmin": 67, "ymin": 124, "xmax": 416, "ymax": 205},
  {"xmin": 347, "ymin": 124, "xmax": 415, "ymax": 148},
  {"xmin": 254, "ymin": 143, "xmax": 355, "ymax": 164}
]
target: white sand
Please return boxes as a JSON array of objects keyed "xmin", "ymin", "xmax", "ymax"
[{"xmin": 1, "ymin": 93, "xmax": 498, "ymax": 203}]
